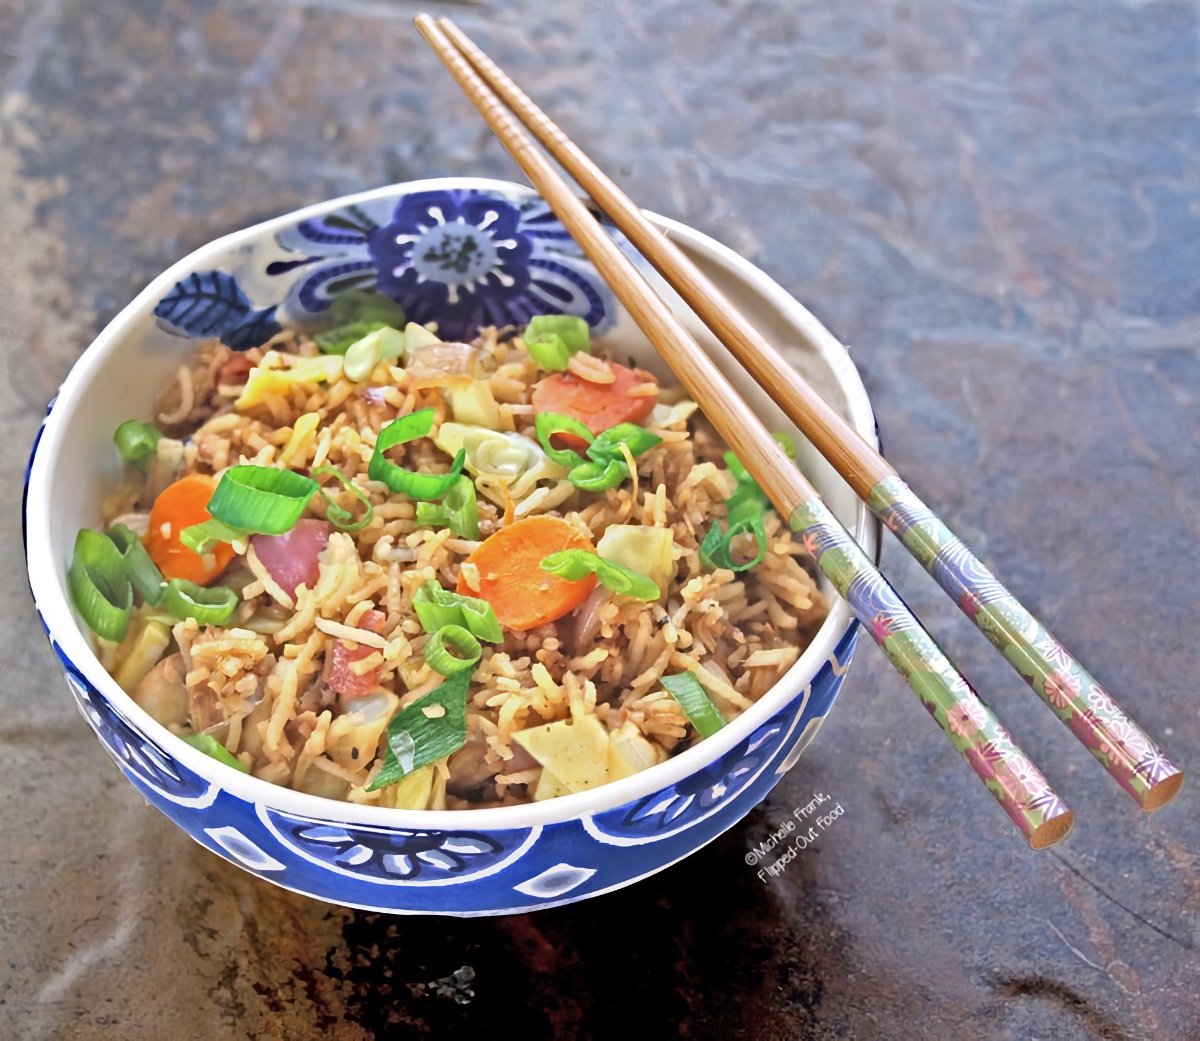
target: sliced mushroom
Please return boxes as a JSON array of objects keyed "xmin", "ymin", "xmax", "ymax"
[
  {"xmin": 446, "ymin": 727, "xmax": 538, "ymax": 796},
  {"xmin": 131, "ymin": 653, "xmax": 188, "ymax": 728}
]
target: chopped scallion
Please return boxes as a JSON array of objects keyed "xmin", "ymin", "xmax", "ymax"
[
  {"xmin": 700, "ymin": 435, "xmax": 796, "ymax": 573},
  {"xmin": 411, "ymin": 580, "xmax": 503, "ymax": 643},
  {"xmin": 69, "ymin": 528, "xmax": 133, "ymax": 642},
  {"xmin": 312, "ymin": 465, "xmax": 375, "ymax": 532},
  {"xmin": 533, "ymin": 411, "xmax": 592, "ymax": 468},
  {"xmin": 366, "ymin": 670, "xmax": 471, "ymax": 789},
  {"xmin": 163, "ymin": 578, "xmax": 238, "ymax": 626},
  {"xmin": 315, "ymin": 290, "xmax": 406, "ymax": 355},
  {"xmin": 207, "ymin": 465, "xmax": 317, "ymax": 535},
  {"xmin": 179, "ymin": 517, "xmax": 246, "ymax": 556},
  {"xmin": 105, "ymin": 524, "xmax": 165, "ymax": 605},
  {"xmin": 424, "ymin": 623, "xmax": 482, "ymax": 677},
  {"xmin": 182, "ymin": 732, "xmax": 249, "ymax": 772},
  {"xmin": 368, "ymin": 409, "xmax": 467, "ymax": 501},
  {"xmin": 414, "ymin": 475, "xmax": 479, "ymax": 539},
  {"xmin": 661, "ymin": 672, "xmax": 726, "ymax": 738},
  {"xmin": 524, "ymin": 314, "xmax": 591, "ymax": 371},
  {"xmin": 113, "ymin": 420, "xmax": 162, "ymax": 471},
  {"xmin": 540, "ymin": 548, "xmax": 661, "ymax": 601},
  {"xmin": 533, "ymin": 412, "xmax": 661, "ymax": 491}
]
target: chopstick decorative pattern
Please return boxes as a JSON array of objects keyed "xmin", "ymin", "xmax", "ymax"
[
  {"xmin": 428, "ymin": 14, "xmax": 1182, "ymax": 815},
  {"xmin": 415, "ymin": 13, "xmax": 1074, "ymax": 848},
  {"xmin": 867, "ymin": 476, "xmax": 1180, "ymax": 803},
  {"xmin": 791, "ymin": 499, "xmax": 1068, "ymax": 841}
]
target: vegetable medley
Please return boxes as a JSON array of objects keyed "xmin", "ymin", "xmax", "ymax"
[{"xmin": 69, "ymin": 293, "xmax": 826, "ymax": 808}]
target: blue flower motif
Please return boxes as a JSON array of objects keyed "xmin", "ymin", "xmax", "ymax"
[
  {"xmin": 367, "ymin": 191, "xmax": 533, "ymax": 332},
  {"xmin": 274, "ymin": 189, "xmax": 612, "ymax": 342},
  {"xmin": 263, "ymin": 811, "xmax": 516, "ymax": 883}
]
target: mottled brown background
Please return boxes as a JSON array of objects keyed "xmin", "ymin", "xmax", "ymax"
[{"xmin": 2, "ymin": 1, "xmax": 1197, "ymax": 1039}]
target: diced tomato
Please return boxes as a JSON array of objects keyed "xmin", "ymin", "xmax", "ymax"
[
  {"xmin": 217, "ymin": 353, "xmax": 255, "ymax": 385},
  {"xmin": 326, "ymin": 609, "xmax": 387, "ymax": 698}
]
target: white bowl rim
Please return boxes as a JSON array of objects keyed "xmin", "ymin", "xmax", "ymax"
[{"xmin": 25, "ymin": 175, "xmax": 878, "ymax": 832}]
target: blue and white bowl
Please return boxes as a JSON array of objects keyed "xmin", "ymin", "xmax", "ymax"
[{"xmin": 24, "ymin": 178, "xmax": 878, "ymax": 915}]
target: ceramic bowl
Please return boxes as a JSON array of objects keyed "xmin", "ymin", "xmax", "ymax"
[{"xmin": 24, "ymin": 177, "xmax": 877, "ymax": 915}]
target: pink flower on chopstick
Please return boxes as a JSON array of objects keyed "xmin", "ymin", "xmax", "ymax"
[
  {"xmin": 800, "ymin": 530, "xmax": 824, "ymax": 560},
  {"xmin": 1043, "ymin": 670, "xmax": 1080, "ymax": 710},
  {"xmin": 978, "ymin": 738, "xmax": 1014, "ymax": 765},
  {"xmin": 959, "ymin": 589, "xmax": 983, "ymax": 620},
  {"xmin": 869, "ymin": 613, "xmax": 898, "ymax": 643},
  {"xmin": 946, "ymin": 698, "xmax": 989, "ymax": 740}
]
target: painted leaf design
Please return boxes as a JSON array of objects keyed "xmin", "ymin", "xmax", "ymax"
[{"xmin": 154, "ymin": 270, "xmax": 280, "ymax": 350}]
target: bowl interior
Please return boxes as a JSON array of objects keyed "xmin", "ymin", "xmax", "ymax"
[{"xmin": 26, "ymin": 177, "xmax": 876, "ymax": 827}]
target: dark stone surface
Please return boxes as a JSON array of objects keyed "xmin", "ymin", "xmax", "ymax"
[{"xmin": 2, "ymin": 1, "xmax": 1197, "ymax": 1038}]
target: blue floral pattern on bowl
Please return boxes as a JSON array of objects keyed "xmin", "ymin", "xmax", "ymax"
[
  {"xmin": 153, "ymin": 188, "xmax": 614, "ymax": 347},
  {"xmin": 258, "ymin": 809, "xmax": 539, "ymax": 887}
]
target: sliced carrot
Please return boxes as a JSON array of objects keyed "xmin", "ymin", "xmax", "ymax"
[
  {"xmin": 144, "ymin": 473, "xmax": 235, "ymax": 584},
  {"xmin": 531, "ymin": 361, "xmax": 657, "ymax": 443},
  {"xmin": 458, "ymin": 516, "xmax": 597, "ymax": 632}
]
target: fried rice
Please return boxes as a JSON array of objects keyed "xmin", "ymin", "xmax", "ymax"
[{"xmin": 89, "ymin": 322, "xmax": 826, "ymax": 809}]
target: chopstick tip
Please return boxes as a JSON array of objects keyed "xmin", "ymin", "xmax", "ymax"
[
  {"xmin": 1142, "ymin": 769, "xmax": 1184, "ymax": 812},
  {"xmin": 1029, "ymin": 809, "xmax": 1074, "ymax": 850}
]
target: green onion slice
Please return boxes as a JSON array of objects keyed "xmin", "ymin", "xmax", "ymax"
[
  {"xmin": 535, "ymin": 413, "xmax": 662, "ymax": 491},
  {"xmin": 163, "ymin": 578, "xmax": 238, "ymax": 626},
  {"xmin": 315, "ymin": 290, "xmax": 406, "ymax": 355},
  {"xmin": 368, "ymin": 409, "xmax": 467, "ymax": 501},
  {"xmin": 424, "ymin": 623, "xmax": 483, "ymax": 677},
  {"xmin": 590, "ymin": 422, "xmax": 661, "ymax": 461},
  {"xmin": 207, "ymin": 465, "xmax": 317, "ymax": 535},
  {"xmin": 312, "ymin": 465, "xmax": 375, "ymax": 532},
  {"xmin": 661, "ymin": 672, "xmax": 726, "ymax": 738},
  {"xmin": 699, "ymin": 512, "xmax": 768, "ymax": 573},
  {"xmin": 411, "ymin": 580, "xmax": 503, "ymax": 643},
  {"xmin": 182, "ymin": 732, "xmax": 249, "ymax": 772},
  {"xmin": 567, "ymin": 458, "xmax": 627, "ymax": 492},
  {"xmin": 700, "ymin": 437, "xmax": 796, "ymax": 573},
  {"xmin": 69, "ymin": 528, "xmax": 133, "ymax": 642},
  {"xmin": 524, "ymin": 314, "xmax": 591, "ymax": 371},
  {"xmin": 179, "ymin": 518, "xmax": 246, "ymax": 556},
  {"xmin": 540, "ymin": 548, "xmax": 661, "ymax": 601},
  {"xmin": 105, "ymin": 524, "xmax": 165, "ymax": 605},
  {"xmin": 534, "ymin": 411, "xmax": 593, "ymax": 467},
  {"xmin": 113, "ymin": 420, "xmax": 161, "ymax": 470},
  {"xmin": 414, "ymin": 475, "xmax": 479, "ymax": 539},
  {"xmin": 366, "ymin": 670, "xmax": 471, "ymax": 789}
]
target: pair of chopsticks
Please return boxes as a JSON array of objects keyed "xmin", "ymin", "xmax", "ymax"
[{"xmin": 413, "ymin": 15, "xmax": 1183, "ymax": 848}]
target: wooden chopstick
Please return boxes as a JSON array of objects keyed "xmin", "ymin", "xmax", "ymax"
[
  {"xmin": 414, "ymin": 14, "xmax": 1075, "ymax": 848},
  {"xmin": 428, "ymin": 17, "xmax": 1183, "ymax": 815}
]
